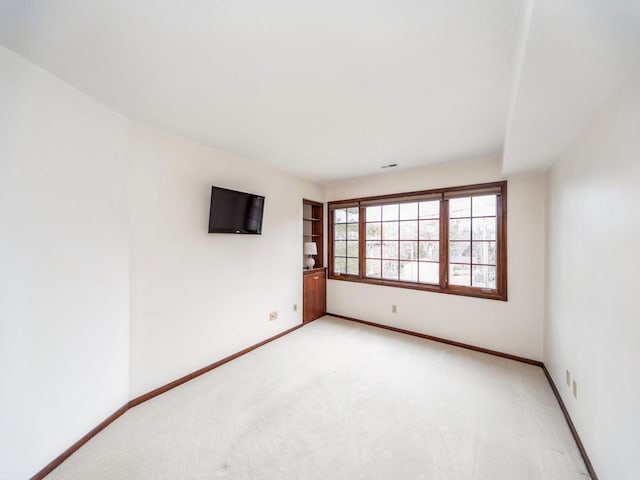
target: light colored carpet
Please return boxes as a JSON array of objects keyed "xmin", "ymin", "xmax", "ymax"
[{"xmin": 46, "ymin": 316, "xmax": 590, "ymax": 479}]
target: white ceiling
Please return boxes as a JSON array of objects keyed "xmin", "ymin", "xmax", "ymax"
[
  {"xmin": 503, "ymin": 0, "xmax": 640, "ymax": 176},
  {"xmin": 0, "ymin": 0, "xmax": 639, "ymax": 183}
]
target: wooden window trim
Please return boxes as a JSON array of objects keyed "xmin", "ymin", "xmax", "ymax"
[{"xmin": 328, "ymin": 181, "xmax": 507, "ymax": 301}]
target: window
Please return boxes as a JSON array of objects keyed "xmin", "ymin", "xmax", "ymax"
[
  {"xmin": 448, "ymin": 195, "xmax": 497, "ymax": 288},
  {"xmin": 333, "ymin": 206, "xmax": 359, "ymax": 276},
  {"xmin": 364, "ymin": 199, "xmax": 440, "ymax": 284},
  {"xmin": 328, "ymin": 182, "xmax": 507, "ymax": 300}
]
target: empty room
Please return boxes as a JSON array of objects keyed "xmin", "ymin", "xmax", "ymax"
[{"xmin": 1, "ymin": 0, "xmax": 638, "ymax": 479}]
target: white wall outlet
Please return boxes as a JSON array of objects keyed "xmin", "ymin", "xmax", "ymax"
[
  {"xmin": 572, "ymin": 379, "xmax": 577, "ymax": 399},
  {"xmin": 269, "ymin": 311, "xmax": 278, "ymax": 321},
  {"xmin": 566, "ymin": 369, "xmax": 571, "ymax": 387},
  {"xmin": 293, "ymin": 304, "xmax": 298, "ymax": 312},
  {"xmin": 392, "ymin": 305, "xmax": 397, "ymax": 313}
]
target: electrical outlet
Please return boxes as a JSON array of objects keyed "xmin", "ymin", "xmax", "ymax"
[
  {"xmin": 293, "ymin": 304, "xmax": 298, "ymax": 312},
  {"xmin": 572, "ymin": 380, "xmax": 577, "ymax": 399},
  {"xmin": 392, "ymin": 305, "xmax": 397, "ymax": 313},
  {"xmin": 566, "ymin": 370, "xmax": 571, "ymax": 387},
  {"xmin": 269, "ymin": 311, "xmax": 278, "ymax": 321}
]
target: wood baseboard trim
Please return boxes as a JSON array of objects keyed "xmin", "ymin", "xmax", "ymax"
[
  {"xmin": 326, "ymin": 313, "xmax": 597, "ymax": 480},
  {"xmin": 30, "ymin": 403, "xmax": 129, "ymax": 480},
  {"xmin": 30, "ymin": 318, "xmax": 597, "ymax": 480},
  {"xmin": 31, "ymin": 322, "xmax": 308, "ymax": 480},
  {"xmin": 327, "ymin": 313, "xmax": 542, "ymax": 366},
  {"xmin": 129, "ymin": 322, "xmax": 307, "ymax": 407},
  {"xmin": 541, "ymin": 365, "xmax": 598, "ymax": 480}
]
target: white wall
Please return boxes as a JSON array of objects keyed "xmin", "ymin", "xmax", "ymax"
[
  {"xmin": 0, "ymin": 44, "xmax": 326, "ymax": 478},
  {"xmin": 326, "ymin": 157, "xmax": 546, "ymax": 360},
  {"xmin": 545, "ymin": 60, "xmax": 640, "ymax": 480},
  {"xmin": 128, "ymin": 124, "xmax": 325, "ymax": 398},
  {"xmin": 0, "ymin": 46, "xmax": 131, "ymax": 479}
]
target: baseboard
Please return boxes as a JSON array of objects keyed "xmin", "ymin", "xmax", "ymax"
[
  {"xmin": 30, "ymin": 317, "xmax": 598, "ymax": 480},
  {"xmin": 326, "ymin": 313, "xmax": 542, "ymax": 366},
  {"xmin": 129, "ymin": 322, "xmax": 307, "ymax": 407},
  {"xmin": 542, "ymin": 366, "xmax": 598, "ymax": 480},
  {"xmin": 327, "ymin": 312, "xmax": 598, "ymax": 480},
  {"xmin": 30, "ymin": 322, "xmax": 308, "ymax": 480},
  {"xmin": 30, "ymin": 403, "xmax": 129, "ymax": 480}
]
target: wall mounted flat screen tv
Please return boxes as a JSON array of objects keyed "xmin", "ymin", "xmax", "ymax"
[{"xmin": 208, "ymin": 186, "xmax": 265, "ymax": 234}]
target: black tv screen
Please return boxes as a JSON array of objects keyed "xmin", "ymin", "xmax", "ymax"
[{"xmin": 208, "ymin": 186, "xmax": 265, "ymax": 234}]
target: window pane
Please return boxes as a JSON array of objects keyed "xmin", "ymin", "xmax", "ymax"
[
  {"xmin": 347, "ymin": 207, "xmax": 359, "ymax": 222},
  {"xmin": 473, "ymin": 195, "xmax": 496, "ymax": 217},
  {"xmin": 366, "ymin": 241, "xmax": 381, "ymax": 258},
  {"xmin": 472, "ymin": 241, "xmax": 496, "ymax": 265},
  {"xmin": 419, "ymin": 241, "xmax": 439, "ymax": 261},
  {"xmin": 419, "ymin": 200, "xmax": 440, "ymax": 219},
  {"xmin": 472, "ymin": 265, "xmax": 496, "ymax": 288},
  {"xmin": 472, "ymin": 217, "xmax": 496, "ymax": 240},
  {"xmin": 449, "ymin": 264, "xmax": 471, "ymax": 286},
  {"xmin": 366, "ymin": 259, "xmax": 381, "ymax": 278},
  {"xmin": 382, "ymin": 260, "xmax": 399, "ymax": 280},
  {"xmin": 347, "ymin": 223, "xmax": 359, "ymax": 240},
  {"xmin": 450, "ymin": 197, "xmax": 471, "ymax": 218},
  {"xmin": 335, "ymin": 257, "xmax": 347, "ymax": 274},
  {"xmin": 419, "ymin": 220, "xmax": 439, "ymax": 240},
  {"xmin": 366, "ymin": 222, "xmax": 382, "ymax": 240},
  {"xmin": 399, "ymin": 220, "xmax": 418, "ymax": 240},
  {"xmin": 449, "ymin": 218, "xmax": 470, "ymax": 240},
  {"xmin": 382, "ymin": 204, "xmax": 399, "ymax": 221},
  {"xmin": 399, "ymin": 241, "xmax": 418, "ymax": 261},
  {"xmin": 400, "ymin": 261, "xmax": 418, "ymax": 282},
  {"xmin": 399, "ymin": 202, "xmax": 418, "ymax": 220},
  {"xmin": 382, "ymin": 221, "xmax": 399, "ymax": 240},
  {"xmin": 366, "ymin": 205, "xmax": 381, "ymax": 222},
  {"xmin": 334, "ymin": 241, "xmax": 346, "ymax": 256},
  {"xmin": 450, "ymin": 241, "xmax": 471, "ymax": 264},
  {"xmin": 334, "ymin": 224, "xmax": 346, "ymax": 240},
  {"xmin": 419, "ymin": 262, "xmax": 439, "ymax": 284},
  {"xmin": 334, "ymin": 208, "xmax": 347, "ymax": 223},
  {"xmin": 347, "ymin": 241, "xmax": 358, "ymax": 257},
  {"xmin": 347, "ymin": 257, "xmax": 359, "ymax": 275},
  {"xmin": 382, "ymin": 241, "xmax": 399, "ymax": 259}
]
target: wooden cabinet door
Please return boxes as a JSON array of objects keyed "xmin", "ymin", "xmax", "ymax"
[
  {"xmin": 303, "ymin": 273, "xmax": 315, "ymax": 323},
  {"xmin": 315, "ymin": 272, "xmax": 326, "ymax": 318},
  {"xmin": 303, "ymin": 269, "xmax": 326, "ymax": 322}
]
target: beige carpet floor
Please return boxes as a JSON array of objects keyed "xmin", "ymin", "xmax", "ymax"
[{"xmin": 46, "ymin": 316, "xmax": 590, "ymax": 479}]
